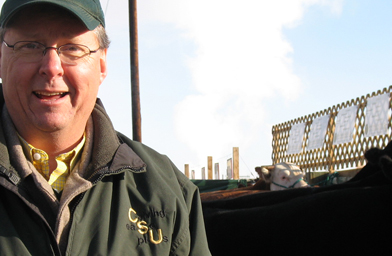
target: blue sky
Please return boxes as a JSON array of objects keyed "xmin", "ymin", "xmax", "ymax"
[
  {"xmin": 1, "ymin": 0, "xmax": 391, "ymax": 179},
  {"xmin": 128, "ymin": 0, "xmax": 392, "ymax": 179}
]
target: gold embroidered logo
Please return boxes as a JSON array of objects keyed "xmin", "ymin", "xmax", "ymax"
[{"xmin": 128, "ymin": 208, "xmax": 163, "ymax": 244}]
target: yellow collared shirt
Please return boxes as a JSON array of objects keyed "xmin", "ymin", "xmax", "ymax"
[{"xmin": 18, "ymin": 134, "xmax": 86, "ymax": 192}]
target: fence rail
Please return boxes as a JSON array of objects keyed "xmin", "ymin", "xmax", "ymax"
[{"xmin": 271, "ymin": 86, "xmax": 392, "ymax": 173}]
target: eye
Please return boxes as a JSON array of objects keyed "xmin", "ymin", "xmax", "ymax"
[
  {"xmin": 25, "ymin": 42, "xmax": 40, "ymax": 49},
  {"xmin": 61, "ymin": 45, "xmax": 85, "ymax": 53},
  {"xmin": 63, "ymin": 45, "xmax": 80, "ymax": 52},
  {"xmin": 15, "ymin": 42, "xmax": 42, "ymax": 51},
  {"xmin": 60, "ymin": 44, "xmax": 89, "ymax": 59}
]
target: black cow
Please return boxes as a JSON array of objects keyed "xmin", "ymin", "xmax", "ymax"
[{"xmin": 202, "ymin": 143, "xmax": 392, "ymax": 256}]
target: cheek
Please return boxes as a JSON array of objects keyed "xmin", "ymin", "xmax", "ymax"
[
  {"xmin": 1, "ymin": 55, "xmax": 33, "ymax": 83},
  {"xmin": 66, "ymin": 61, "xmax": 100, "ymax": 85},
  {"xmin": 66, "ymin": 66, "xmax": 101, "ymax": 108},
  {"xmin": 0, "ymin": 54, "xmax": 2, "ymax": 78},
  {"xmin": 1, "ymin": 64, "xmax": 20, "ymax": 96},
  {"xmin": 74, "ymin": 57, "xmax": 104, "ymax": 83}
]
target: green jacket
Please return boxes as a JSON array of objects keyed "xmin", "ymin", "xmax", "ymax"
[{"xmin": 0, "ymin": 93, "xmax": 211, "ymax": 255}]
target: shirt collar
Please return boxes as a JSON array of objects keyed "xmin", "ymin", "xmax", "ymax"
[{"xmin": 17, "ymin": 133, "xmax": 86, "ymax": 172}]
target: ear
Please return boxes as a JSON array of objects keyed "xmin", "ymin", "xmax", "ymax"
[
  {"xmin": 255, "ymin": 167, "xmax": 262, "ymax": 177},
  {"xmin": 99, "ymin": 48, "xmax": 108, "ymax": 84},
  {"xmin": 261, "ymin": 167, "xmax": 271, "ymax": 182}
]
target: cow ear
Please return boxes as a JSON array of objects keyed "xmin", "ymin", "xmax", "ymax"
[
  {"xmin": 255, "ymin": 167, "xmax": 262, "ymax": 177},
  {"xmin": 261, "ymin": 168, "xmax": 271, "ymax": 181}
]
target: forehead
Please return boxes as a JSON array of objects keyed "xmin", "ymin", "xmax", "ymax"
[{"xmin": 275, "ymin": 163, "xmax": 301, "ymax": 173}]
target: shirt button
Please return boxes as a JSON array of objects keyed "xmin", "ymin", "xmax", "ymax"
[{"xmin": 33, "ymin": 153, "xmax": 41, "ymax": 161}]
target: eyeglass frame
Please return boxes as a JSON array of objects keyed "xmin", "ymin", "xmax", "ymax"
[{"xmin": 2, "ymin": 40, "xmax": 100, "ymax": 65}]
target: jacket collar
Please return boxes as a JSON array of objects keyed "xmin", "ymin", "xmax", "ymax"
[
  {"xmin": 87, "ymin": 98, "xmax": 147, "ymax": 176},
  {"xmin": 0, "ymin": 86, "xmax": 12, "ymax": 172}
]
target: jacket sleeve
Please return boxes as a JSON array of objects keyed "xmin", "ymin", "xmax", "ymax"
[
  {"xmin": 186, "ymin": 181, "xmax": 212, "ymax": 256},
  {"xmin": 172, "ymin": 164, "xmax": 212, "ymax": 256},
  {"xmin": 121, "ymin": 137, "xmax": 212, "ymax": 255}
]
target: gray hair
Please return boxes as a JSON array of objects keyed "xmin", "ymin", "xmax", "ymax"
[{"xmin": 93, "ymin": 25, "xmax": 111, "ymax": 49}]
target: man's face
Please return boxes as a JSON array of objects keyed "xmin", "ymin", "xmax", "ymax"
[{"xmin": 0, "ymin": 8, "xmax": 107, "ymax": 141}]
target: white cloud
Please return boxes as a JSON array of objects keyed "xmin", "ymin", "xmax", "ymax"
[{"xmin": 138, "ymin": 0, "xmax": 343, "ymax": 173}]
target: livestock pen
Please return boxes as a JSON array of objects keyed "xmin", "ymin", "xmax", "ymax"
[
  {"xmin": 268, "ymin": 85, "xmax": 392, "ymax": 184},
  {"xmin": 202, "ymin": 86, "xmax": 392, "ymax": 255}
]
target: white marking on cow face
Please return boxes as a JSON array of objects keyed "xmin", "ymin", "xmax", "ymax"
[{"xmin": 270, "ymin": 162, "xmax": 308, "ymax": 191}]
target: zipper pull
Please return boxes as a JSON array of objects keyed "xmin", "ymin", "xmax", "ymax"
[{"xmin": 0, "ymin": 166, "xmax": 20, "ymax": 185}]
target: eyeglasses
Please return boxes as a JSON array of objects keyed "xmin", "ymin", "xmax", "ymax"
[{"xmin": 2, "ymin": 41, "xmax": 100, "ymax": 65}]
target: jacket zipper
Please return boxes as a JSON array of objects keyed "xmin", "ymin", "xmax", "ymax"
[
  {"xmin": 88, "ymin": 165, "xmax": 145, "ymax": 185},
  {"xmin": 0, "ymin": 165, "xmax": 20, "ymax": 185},
  {"xmin": 0, "ymin": 166, "xmax": 61, "ymax": 256}
]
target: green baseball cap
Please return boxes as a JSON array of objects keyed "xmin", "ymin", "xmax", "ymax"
[{"xmin": 0, "ymin": 0, "xmax": 105, "ymax": 30}]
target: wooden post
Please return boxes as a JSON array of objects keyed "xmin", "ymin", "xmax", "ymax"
[
  {"xmin": 233, "ymin": 147, "xmax": 239, "ymax": 179},
  {"xmin": 184, "ymin": 164, "xmax": 189, "ymax": 178},
  {"xmin": 208, "ymin": 156, "xmax": 213, "ymax": 180},
  {"xmin": 129, "ymin": 0, "xmax": 142, "ymax": 142}
]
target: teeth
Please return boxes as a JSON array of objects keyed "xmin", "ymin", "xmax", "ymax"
[{"xmin": 35, "ymin": 92, "xmax": 65, "ymax": 96}]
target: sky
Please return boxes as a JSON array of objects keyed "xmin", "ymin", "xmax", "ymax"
[{"xmin": 1, "ymin": 0, "xmax": 392, "ymax": 179}]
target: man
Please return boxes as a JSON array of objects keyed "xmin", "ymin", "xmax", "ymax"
[{"xmin": 0, "ymin": 0, "xmax": 211, "ymax": 255}]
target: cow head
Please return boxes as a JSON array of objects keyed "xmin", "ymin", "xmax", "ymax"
[{"xmin": 261, "ymin": 162, "xmax": 309, "ymax": 191}]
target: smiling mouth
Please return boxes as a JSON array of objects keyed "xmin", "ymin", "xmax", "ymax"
[{"xmin": 34, "ymin": 91, "xmax": 68, "ymax": 100}]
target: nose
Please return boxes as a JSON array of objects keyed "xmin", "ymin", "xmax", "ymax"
[
  {"xmin": 42, "ymin": 47, "xmax": 59, "ymax": 57},
  {"xmin": 39, "ymin": 47, "xmax": 64, "ymax": 79}
]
